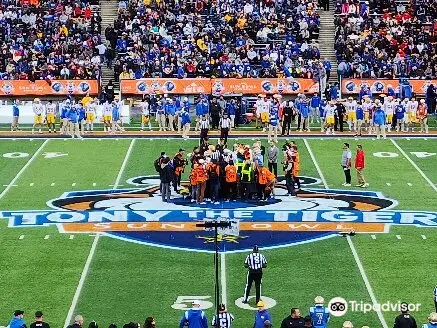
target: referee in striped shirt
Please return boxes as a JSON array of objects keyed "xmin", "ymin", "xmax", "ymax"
[
  {"xmin": 211, "ymin": 304, "xmax": 234, "ymax": 328},
  {"xmin": 219, "ymin": 113, "xmax": 231, "ymax": 145},
  {"xmin": 199, "ymin": 115, "xmax": 210, "ymax": 145},
  {"xmin": 434, "ymin": 285, "xmax": 437, "ymax": 311},
  {"xmin": 243, "ymin": 245, "xmax": 267, "ymax": 304}
]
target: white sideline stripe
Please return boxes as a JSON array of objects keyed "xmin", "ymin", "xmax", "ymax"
[
  {"xmin": 303, "ymin": 139, "xmax": 328, "ymax": 189},
  {"xmin": 63, "ymin": 139, "xmax": 136, "ymax": 327},
  {"xmin": 220, "ymin": 252, "xmax": 227, "ymax": 305},
  {"xmin": 347, "ymin": 236, "xmax": 388, "ymax": 328},
  {"xmin": 63, "ymin": 234, "xmax": 100, "ymax": 328},
  {"xmin": 0, "ymin": 139, "xmax": 49, "ymax": 201},
  {"xmin": 391, "ymin": 139, "xmax": 437, "ymax": 192},
  {"xmin": 371, "ymin": 235, "xmax": 376, "ymax": 239},
  {"xmin": 44, "ymin": 235, "xmax": 50, "ymax": 240},
  {"xmin": 19, "ymin": 235, "xmax": 24, "ymax": 240},
  {"xmin": 421, "ymin": 235, "xmax": 427, "ymax": 240},
  {"xmin": 396, "ymin": 235, "xmax": 401, "ymax": 240},
  {"xmin": 304, "ymin": 138, "xmax": 388, "ymax": 328}
]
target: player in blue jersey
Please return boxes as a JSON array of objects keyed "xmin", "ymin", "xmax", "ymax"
[
  {"xmin": 78, "ymin": 102, "xmax": 86, "ymax": 135},
  {"xmin": 181, "ymin": 107, "xmax": 191, "ymax": 140},
  {"xmin": 310, "ymin": 94, "xmax": 321, "ymax": 124},
  {"xmin": 11, "ymin": 100, "xmax": 20, "ymax": 131},
  {"xmin": 67, "ymin": 104, "xmax": 81, "ymax": 139},
  {"xmin": 355, "ymin": 102, "xmax": 364, "ymax": 137},
  {"xmin": 395, "ymin": 99, "xmax": 406, "ymax": 132},
  {"xmin": 179, "ymin": 300, "xmax": 208, "ymax": 328},
  {"xmin": 299, "ymin": 99, "xmax": 310, "ymax": 132},
  {"xmin": 309, "ymin": 296, "xmax": 330, "ymax": 328},
  {"xmin": 111, "ymin": 100, "xmax": 123, "ymax": 134},
  {"xmin": 268, "ymin": 98, "xmax": 280, "ymax": 143}
]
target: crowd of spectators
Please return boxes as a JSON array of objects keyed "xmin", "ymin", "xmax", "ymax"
[
  {"xmin": 108, "ymin": 0, "xmax": 324, "ymax": 81},
  {"xmin": 0, "ymin": 0, "xmax": 104, "ymax": 80},
  {"xmin": 334, "ymin": 0, "xmax": 437, "ymax": 79}
]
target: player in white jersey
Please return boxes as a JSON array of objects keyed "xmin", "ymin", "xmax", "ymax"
[
  {"xmin": 345, "ymin": 97, "xmax": 357, "ymax": 132},
  {"xmin": 32, "ymin": 98, "xmax": 45, "ymax": 134},
  {"xmin": 254, "ymin": 95, "xmax": 264, "ymax": 129},
  {"xmin": 362, "ymin": 97, "xmax": 373, "ymax": 132},
  {"xmin": 102, "ymin": 100, "xmax": 113, "ymax": 132},
  {"xmin": 324, "ymin": 101, "xmax": 336, "ymax": 135},
  {"xmin": 260, "ymin": 96, "xmax": 271, "ymax": 132},
  {"xmin": 45, "ymin": 100, "xmax": 57, "ymax": 133},
  {"xmin": 85, "ymin": 98, "xmax": 98, "ymax": 132},
  {"xmin": 406, "ymin": 97, "xmax": 418, "ymax": 132},
  {"xmin": 383, "ymin": 96, "xmax": 395, "ymax": 132},
  {"xmin": 140, "ymin": 99, "xmax": 151, "ymax": 131}
]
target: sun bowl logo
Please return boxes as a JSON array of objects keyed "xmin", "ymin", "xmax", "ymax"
[
  {"xmin": 77, "ymin": 82, "xmax": 90, "ymax": 93},
  {"xmin": 212, "ymin": 81, "xmax": 224, "ymax": 94},
  {"xmin": 37, "ymin": 176, "xmax": 398, "ymax": 253},
  {"xmin": 136, "ymin": 81, "xmax": 149, "ymax": 93},
  {"xmin": 345, "ymin": 81, "xmax": 356, "ymax": 92},
  {"xmin": 51, "ymin": 82, "xmax": 63, "ymax": 93},
  {"xmin": 66, "ymin": 82, "xmax": 75, "ymax": 94},
  {"xmin": 276, "ymin": 80, "xmax": 286, "ymax": 93},
  {"xmin": 1, "ymin": 82, "xmax": 14, "ymax": 95},
  {"xmin": 261, "ymin": 81, "xmax": 273, "ymax": 92}
]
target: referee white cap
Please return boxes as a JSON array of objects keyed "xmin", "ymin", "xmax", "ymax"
[{"xmin": 192, "ymin": 300, "xmax": 200, "ymax": 306}]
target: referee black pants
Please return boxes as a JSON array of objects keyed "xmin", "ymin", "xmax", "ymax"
[
  {"xmin": 220, "ymin": 128, "xmax": 229, "ymax": 144},
  {"xmin": 244, "ymin": 270, "xmax": 262, "ymax": 303}
]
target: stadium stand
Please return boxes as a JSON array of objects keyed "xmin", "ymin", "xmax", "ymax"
[
  {"xmin": 333, "ymin": 0, "xmax": 437, "ymax": 79},
  {"xmin": 0, "ymin": 0, "xmax": 104, "ymax": 80},
  {"xmin": 109, "ymin": 0, "xmax": 324, "ymax": 82}
]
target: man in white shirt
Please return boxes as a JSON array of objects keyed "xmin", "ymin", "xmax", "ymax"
[{"xmin": 32, "ymin": 98, "xmax": 45, "ymax": 134}]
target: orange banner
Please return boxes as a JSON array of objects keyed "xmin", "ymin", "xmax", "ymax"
[
  {"xmin": 121, "ymin": 78, "xmax": 319, "ymax": 95},
  {"xmin": 0, "ymin": 80, "xmax": 99, "ymax": 96},
  {"xmin": 342, "ymin": 79, "xmax": 437, "ymax": 95},
  {"xmin": 212, "ymin": 78, "xmax": 319, "ymax": 95},
  {"xmin": 121, "ymin": 78, "xmax": 211, "ymax": 94}
]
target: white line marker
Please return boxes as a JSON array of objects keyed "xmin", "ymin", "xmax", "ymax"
[
  {"xmin": 70, "ymin": 235, "xmax": 75, "ymax": 240},
  {"xmin": 30, "ymin": 183, "xmax": 34, "ymax": 186},
  {"xmin": 0, "ymin": 139, "xmax": 49, "ymax": 201},
  {"xmin": 386, "ymin": 182, "xmax": 391, "ymax": 186},
  {"xmin": 396, "ymin": 235, "xmax": 401, "ymax": 240},
  {"xmin": 64, "ymin": 139, "xmax": 136, "ymax": 327},
  {"xmin": 347, "ymin": 236, "xmax": 388, "ymax": 328},
  {"xmin": 421, "ymin": 235, "xmax": 427, "ymax": 240},
  {"xmin": 72, "ymin": 183, "xmax": 77, "ymax": 187},
  {"xmin": 407, "ymin": 183, "xmax": 412, "ymax": 186},
  {"xmin": 44, "ymin": 235, "xmax": 50, "ymax": 240},
  {"xmin": 371, "ymin": 235, "xmax": 376, "ymax": 239},
  {"xmin": 92, "ymin": 183, "xmax": 97, "ymax": 187},
  {"xmin": 3, "ymin": 184, "xmax": 17, "ymax": 187},
  {"xmin": 303, "ymin": 139, "xmax": 328, "ymax": 189},
  {"xmin": 220, "ymin": 253, "xmax": 227, "ymax": 305},
  {"xmin": 19, "ymin": 235, "xmax": 24, "ymax": 240},
  {"xmin": 63, "ymin": 234, "xmax": 100, "ymax": 328},
  {"xmin": 51, "ymin": 182, "xmax": 55, "ymax": 186},
  {"xmin": 304, "ymin": 138, "xmax": 387, "ymax": 328},
  {"xmin": 391, "ymin": 139, "xmax": 437, "ymax": 192}
]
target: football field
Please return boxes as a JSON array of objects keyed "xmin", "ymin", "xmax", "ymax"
[{"xmin": 0, "ymin": 136, "xmax": 437, "ymax": 328}]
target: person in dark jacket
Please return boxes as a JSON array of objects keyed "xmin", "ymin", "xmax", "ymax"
[
  {"xmin": 334, "ymin": 101, "xmax": 345, "ymax": 132},
  {"xmin": 30, "ymin": 311, "xmax": 50, "ymax": 328},
  {"xmin": 393, "ymin": 304, "xmax": 417, "ymax": 328},
  {"xmin": 280, "ymin": 308, "xmax": 305, "ymax": 328},
  {"xmin": 210, "ymin": 98, "xmax": 221, "ymax": 129},
  {"xmin": 160, "ymin": 157, "xmax": 173, "ymax": 202}
]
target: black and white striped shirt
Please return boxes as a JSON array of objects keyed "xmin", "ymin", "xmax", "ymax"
[
  {"xmin": 220, "ymin": 117, "xmax": 231, "ymax": 129},
  {"xmin": 212, "ymin": 312, "xmax": 234, "ymax": 328},
  {"xmin": 200, "ymin": 120, "xmax": 210, "ymax": 130},
  {"xmin": 211, "ymin": 150, "xmax": 221, "ymax": 161},
  {"xmin": 434, "ymin": 285, "xmax": 437, "ymax": 302},
  {"xmin": 245, "ymin": 252, "xmax": 267, "ymax": 271}
]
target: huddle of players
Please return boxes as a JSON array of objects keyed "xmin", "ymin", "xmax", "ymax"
[
  {"xmin": 321, "ymin": 95, "xmax": 429, "ymax": 136},
  {"xmin": 186, "ymin": 139, "xmax": 301, "ymax": 204},
  {"xmin": 11, "ymin": 96, "xmax": 124, "ymax": 136}
]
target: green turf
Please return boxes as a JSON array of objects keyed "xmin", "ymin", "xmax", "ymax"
[{"xmin": 0, "ymin": 137, "xmax": 436, "ymax": 328}]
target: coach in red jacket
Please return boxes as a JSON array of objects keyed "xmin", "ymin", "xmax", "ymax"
[{"xmin": 355, "ymin": 145, "xmax": 369, "ymax": 188}]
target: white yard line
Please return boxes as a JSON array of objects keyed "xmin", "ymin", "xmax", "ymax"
[
  {"xmin": 391, "ymin": 139, "xmax": 437, "ymax": 192},
  {"xmin": 347, "ymin": 236, "xmax": 388, "ymax": 328},
  {"xmin": 0, "ymin": 139, "xmax": 49, "ymax": 201},
  {"xmin": 304, "ymin": 138, "xmax": 388, "ymax": 328},
  {"xmin": 303, "ymin": 139, "xmax": 328, "ymax": 188},
  {"xmin": 63, "ymin": 139, "xmax": 136, "ymax": 327},
  {"xmin": 220, "ymin": 252, "xmax": 227, "ymax": 305}
]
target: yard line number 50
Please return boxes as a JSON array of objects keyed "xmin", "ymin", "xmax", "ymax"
[{"xmin": 172, "ymin": 295, "xmax": 276, "ymax": 311}]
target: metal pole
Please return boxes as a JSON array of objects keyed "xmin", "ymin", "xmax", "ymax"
[{"xmin": 214, "ymin": 223, "xmax": 220, "ymax": 328}]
